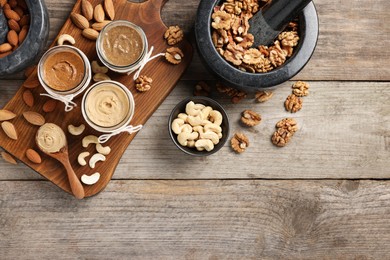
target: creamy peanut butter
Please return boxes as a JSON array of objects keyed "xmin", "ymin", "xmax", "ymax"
[
  {"xmin": 84, "ymin": 82, "xmax": 130, "ymax": 128},
  {"xmin": 36, "ymin": 123, "xmax": 67, "ymax": 153},
  {"xmin": 42, "ymin": 50, "xmax": 85, "ymax": 92},
  {"xmin": 101, "ymin": 25, "xmax": 144, "ymax": 66}
]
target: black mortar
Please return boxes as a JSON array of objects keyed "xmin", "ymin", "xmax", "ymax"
[
  {"xmin": 0, "ymin": 0, "xmax": 49, "ymax": 77},
  {"xmin": 194, "ymin": 0, "xmax": 319, "ymax": 91}
]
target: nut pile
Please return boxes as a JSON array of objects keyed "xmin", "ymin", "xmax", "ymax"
[
  {"xmin": 69, "ymin": 0, "xmax": 115, "ymax": 41},
  {"xmin": 171, "ymin": 101, "xmax": 223, "ymax": 152},
  {"xmin": 211, "ymin": 0, "xmax": 299, "ymax": 73},
  {"xmin": 0, "ymin": 0, "xmax": 30, "ymax": 58}
]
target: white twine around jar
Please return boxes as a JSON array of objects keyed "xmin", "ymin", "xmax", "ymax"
[
  {"xmin": 98, "ymin": 124, "xmax": 143, "ymax": 143},
  {"xmin": 127, "ymin": 46, "xmax": 165, "ymax": 80},
  {"xmin": 40, "ymin": 93, "xmax": 77, "ymax": 112}
]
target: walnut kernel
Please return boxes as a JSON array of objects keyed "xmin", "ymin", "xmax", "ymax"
[
  {"xmin": 165, "ymin": 47, "xmax": 184, "ymax": 65},
  {"xmin": 292, "ymin": 81, "xmax": 310, "ymax": 97},
  {"xmin": 231, "ymin": 133, "xmax": 249, "ymax": 153},
  {"xmin": 255, "ymin": 91, "xmax": 273, "ymax": 103},
  {"xmin": 284, "ymin": 94, "xmax": 303, "ymax": 113},
  {"xmin": 164, "ymin": 26, "xmax": 184, "ymax": 45},
  {"xmin": 241, "ymin": 110, "xmax": 261, "ymax": 126},
  {"xmin": 135, "ymin": 75, "xmax": 153, "ymax": 92}
]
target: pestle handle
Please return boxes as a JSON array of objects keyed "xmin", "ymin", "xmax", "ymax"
[{"xmin": 249, "ymin": 0, "xmax": 312, "ymax": 46}]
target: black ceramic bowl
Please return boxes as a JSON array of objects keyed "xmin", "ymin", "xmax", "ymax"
[
  {"xmin": 194, "ymin": 0, "xmax": 319, "ymax": 91},
  {"xmin": 168, "ymin": 97, "xmax": 230, "ymax": 156},
  {"xmin": 0, "ymin": 0, "xmax": 49, "ymax": 76}
]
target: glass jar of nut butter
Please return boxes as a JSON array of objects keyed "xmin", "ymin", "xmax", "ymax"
[
  {"xmin": 38, "ymin": 45, "xmax": 91, "ymax": 95},
  {"xmin": 96, "ymin": 20, "xmax": 148, "ymax": 73}
]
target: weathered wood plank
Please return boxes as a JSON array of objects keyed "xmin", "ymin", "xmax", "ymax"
[
  {"xmin": 1, "ymin": 180, "xmax": 390, "ymax": 259},
  {"xmin": 1, "ymin": 80, "xmax": 389, "ymax": 180}
]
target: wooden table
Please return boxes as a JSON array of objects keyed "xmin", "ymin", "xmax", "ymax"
[{"xmin": 1, "ymin": 0, "xmax": 389, "ymax": 258}]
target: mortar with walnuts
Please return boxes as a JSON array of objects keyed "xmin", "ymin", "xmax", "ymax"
[{"xmin": 195, "ymin": 0, "xmax": 318, "ymax": 91}]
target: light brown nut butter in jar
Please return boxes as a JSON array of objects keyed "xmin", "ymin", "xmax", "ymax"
[
  {"xmin": 42, "ymin": 50, "xmax": 85, "ymax": 92},
  {"xmin": 101, "ymin": 25, "xmax": 144, "ymax": 66},
  {"xmin": 84, "ymin": 81, "xmax": 131, "ymax": 128}
]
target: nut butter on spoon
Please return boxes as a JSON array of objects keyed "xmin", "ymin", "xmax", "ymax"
[{"xmin": 36, "ymin": 123, "xmax": 85, "ymax": 199}]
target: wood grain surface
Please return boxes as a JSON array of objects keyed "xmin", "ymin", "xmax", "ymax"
[
  {"xmin": 1, "ymin": 180, "xmax": 390, "ymax": 259},
  {"xmin": 1, "ymin": 0, "xmax": 390, "ymax": 258},
  {"xmin": 0, "ymin": 0, "xmax": 193, "ymax": 197}
]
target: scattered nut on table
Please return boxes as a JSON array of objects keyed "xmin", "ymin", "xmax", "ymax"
[
  {"xmin": 78, "ymin": 151, "xmax": 90, "ymax": 166},
  {"xmin": 96, "ymin": 143, "xmax": 111, "ymax": 155},
  {"xmin": 68, "ymin": 124, "xmax": 85, "ymax": 136},
  {"xmin": 231, "ymin": 133, "xmax": 249, "ymax": 153},
  {"xmin": 292, "ymin": 81, "xmax": 310, "ymax": 97},
  {"xmin": 91, "ymin": 60, "xmax": 109, "ymax": 74},
  {"xmin": 241, "ymin": 110, "xmax": 261, "ymax": 127},
  {"xmin": 255, "ymin": 91, "xmax": 273, "ymax": 103},
  {"xmin": 57, "ymin": 34, "xmax": 75, "ymax": 46},
  {"xmin": 89, "ymin": 153, "xmax": 106, "ymax": 169},
  {"xmin": 271, "ymin": 118, "xmax": 298, "ymax": 147},
  {"xmin": 135, "ymin": 75, "xmax": 152, "ymax": 92},
  {"xmin": 165, "ymin": 47, "xmax": 184, "ymax": 65},
  {"xmin": 82, "ymin": 135, "xmax": 99, "ymax": 148},
  {"xmin": 81, "ymin": 172, "xmax": 100, "ymax": 185},
  {"xmin": 284, "ymin": 94, "xmax": 303, "ymax": 113},
  {"xmin": 164, "ymin": 25, "xmax": 183, "ymax": 45}
]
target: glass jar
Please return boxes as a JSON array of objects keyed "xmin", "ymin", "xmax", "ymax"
[
  {"xmin": 38, "ymin": 45, "xmax": 91, "ymax": 96},
  {"xmin": 81, "ymin": 80, "xmax": 135, "ymax": 133},
  {"xmin": 96, "ymin": 20, "xmax": 148, "ymax": 73}
]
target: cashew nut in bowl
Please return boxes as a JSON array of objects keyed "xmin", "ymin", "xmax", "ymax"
[
  {"xmin": 77, "ymin": 151, "xmax": 90, "ymax": 166},
  {"xmin": 187, "ymin": 115, "xmax": 210, "ymax": 127},
  {"xmin": 204, "ymin": 123, "xmax": 222, "ymax": 134},
  {"xmin": 185, "ymin": 101, "xmax": 205, "ymax": 116},
  {"xmin": 81, "ymin": 172, "xmax": 100, "ymax": 185},
  {"xmin": 200, "ymin": 131, "xmax": 220, "ymax": 145},
  {"xmin": 192, "ymin": 125, "xmax": 204, "ymax": 134},
  {"xmin": 171, "ymin": 118, "xmax": 185, "ymax": 134},
  {"xmin": 177, "ymin": 132, "xmax": 199, "ymax": 146},
  {"xmin": 181, "ymin": 124, "xmax": 193, "ymax": 133},
  {"xmin": 57, "ymin": 34, "xmax": 76, "ymax": 46},
  {"xmin": 195, "ymin": 139, "xmax": 214, "ymax": 151},
  {"xmin": 199, "ymin": 106, "xmax": 213, "ymax": 120},
  {"xmin": 68, "ymin": 124, "xmax": 85, "ymax": 136},
  {"xmin": 82, "ymin": 135, "xmax": 99, "ymax": 148},
  {"xmin": 177, "ymin": 113, "xmax": 188, "ymax": 121},
  {"xmin": 96, "ymin": 143, "xmax": 111, "ymax": 155},
  {"xmin": 209, "ymin": 110, "xmax": 223, "ymax": 126},
  {"xmin": 187, "ymin": 140, "xmax": 196, "ymax": 148},
  {"xmin": 89, "ymin": 153, "xmax": 106, "ymax": 169}
]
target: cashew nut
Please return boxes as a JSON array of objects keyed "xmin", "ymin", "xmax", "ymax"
[
  {"xmin": 89, "ymin": 153, "xmax": 106, "ymax": 169},
  {"xmin": 195, "ymin": 139, "xmax": 214, "ymax": 151},
  {"xmin": 177, "ymin": 113, "xmax": 188, "ymax": 121},
  {"xmin": 187, "ymin": 116, "xmax": 210, "ymax": 127},
  {"xmin": 91, "ymin": 60, "xmax": 109, "ymax": 74},
  {"xmin": 187, "ymin": 140, "xmax": 195, "ymax": 148},
  {"xmin": 192, "ymin": 125, "xmax": 204, "ymax": 134},
  {"xmin": 209, "ymin": 110, "xmax": 223, "ymax": 126},
  {"xmin": 77, "ymin": 152, "xmax": 90, "ymax": 166},
  {"xmin": 57, "ymin": 34, "xmax": 76, "ymax": 46},
  {"xmin": 199, "ymin": 106, "xmax": 213, "ymax": 120},
  {"xmin": 200, "ymin": 131, "xmax": 220, "ymax": 145},
  {"xmin": 185, "ymin": 101, "xmax": 205, "ymax": 116},
  {"xmin": 93, "ymin": 73, "xmax": 111, "ymax": 82},
  {"xmin": 96, "ymin": 143, "xmax": 111, "ymax": 155},
  {"xmin": 177, "ymin": 132, "xmax": 198, "ymax": 146},
  {"xmin": 172, "ymin": 118, "xmax": 184, "ymax": 134},
  {"xmin": 68, "ymin": 124, "xmax": 85, "ymax": 136},
  {"xmin": 81, "ymin": 172, "xmax": 100, "ymax": 185},
  {"xmin": 82, "ymin": 135, "xmax": 99, "ymax": 148},
  {"xmin": 204, "ymin": 123, "xmax": 222, "ymax": 134}
]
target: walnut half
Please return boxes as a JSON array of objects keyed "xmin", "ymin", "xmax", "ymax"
[
  {"xmin": 165, "ymin": 47, "xmax": 184, "ymax": 65},
  {"xmin": 135, "ymin": 75, "xmax": 153, "ymax": 92},
  {"xmin": 231, "ymin": 133, "xmax": 249, "ymax": 153}
]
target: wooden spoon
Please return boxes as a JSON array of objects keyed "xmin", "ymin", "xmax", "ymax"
[{"xmin": 36, "ymin": 123, "xmax": 85, "ymax": 199}]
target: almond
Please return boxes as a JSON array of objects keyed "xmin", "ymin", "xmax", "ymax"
[
  {"xmin": 104, "ymin": 0, "xmax": 115, "ymax": 20},
  {"xmin": 91, "ymin": 20, "xmax": 110, "ymax": 31},
  {"xmin": 8, "ymin": 19, "xmax": 21, "ymax": 32},
  {"xmin": 26, "ymin": 149, "xmax": 42, "ymax": 164},
  {"xmin": 42, "ymin": 99, "xmax": 57, "ymax": 113},
  {"xmin": 23, "ymin": 73, "xmax": 40, "ymax": 89},
  {"xmin": 18, "ymin": 25, "xmax": 28, "ymax": 44},
  {"xmin": 19, "ymin": 15, "xmax": 30, "ymax": 27},
  {"xmin": 3, "ymin": 3, "xmax": 10, "ymax": 9},
  {"xmin": 94, "ymin": 4, "xmax": 105, "ymax": 23},
  {"xmin": 7, "ymin": 30, "xmax": 18, "ymax": 46},
  {"xmin": 1, "ymin": 151, "xmax": 17, "ymax": 165},
  {"xmin": 0, "ymin": 0, "xmax": 6, "ymax": 7},
  {"xmin": 0, "ymin": 110, "xmax": 17, "ymax": 121},
  {"xmin": 82, "ymin": 28, "xmax": 99, "ymax": 40},
  {"xmin": 17, "ymin": 0, "xmax": 28, "ymax": 10},
  {"xmin": 4, "ymin": 9, "xmax": 21, "ymax": 21},
  {"xmin": 81, "ymin": 0, "xmax": 94, "ymax": 21},
  {"xmin": 1, "ymin": 121, "xmax": 18, "ymax": 140},
  {"xmin": 0, "ymin": 43, "xmax": 12, "ymax": 53},
  {"xmin": 70, "ymin": 13, "xmax": 89, "ymax": 30},
  {"xmin": 9, "ymin": 0, "xmax": 17, "ymax": 8},
  {"xmin": 13, "ymin": 6, "xmax": 24, "ymax": 17},
  {"xmin": 22, "ymin": 89, "xmax": 34, "ymax": 107},
  {"xmin": 0, "ymin": 51, "xmax": 12, "ymax": 58},
  {"xmin": 23, "ymin": 111, "xmax": 45, "ymax": 126}
]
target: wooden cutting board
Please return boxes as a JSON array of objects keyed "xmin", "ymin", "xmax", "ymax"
[{"xmin": 0, "ymin": 0, "xmax": 193, "ymax": 197}]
